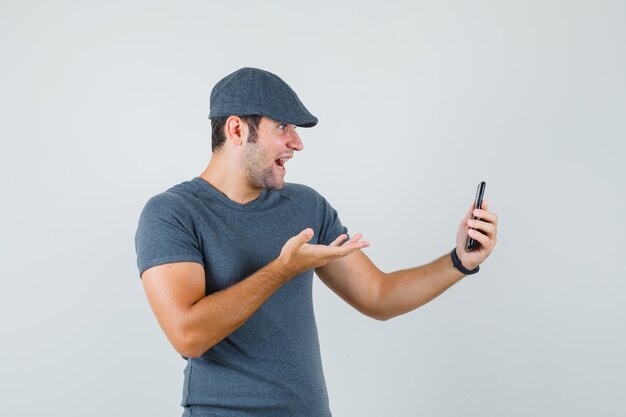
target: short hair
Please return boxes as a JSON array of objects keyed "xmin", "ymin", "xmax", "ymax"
[{"xmin": 211, "ymin": 115, "xmax": 262, "ymax": 152}]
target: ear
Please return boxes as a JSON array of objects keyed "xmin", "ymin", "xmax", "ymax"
[{"xmin": 225, "ymin": 116, "xmax": 246, "ymax": 146}]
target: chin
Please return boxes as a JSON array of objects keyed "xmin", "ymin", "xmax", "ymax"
[
  {"xmin": 252, "ymin": 169, "xmax": 285, "ymax": 190},
  {"xmin": 267, "ymin": 181, "xmax": 285, "ymax": 190}
]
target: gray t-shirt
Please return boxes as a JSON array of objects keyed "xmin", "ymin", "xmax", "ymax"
[{"xmin": 135, "ymin": 177, "xmax": 347, "ymax": 417}]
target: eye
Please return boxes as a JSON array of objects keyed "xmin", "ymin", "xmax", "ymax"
[{"xmin": 278, "ymin": 124, "xmax": 287, "ymax": 131}]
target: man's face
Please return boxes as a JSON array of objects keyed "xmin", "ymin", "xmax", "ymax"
[{"xmin": 240, "ymin": 116, "xmax": 303, "ymax": 190}]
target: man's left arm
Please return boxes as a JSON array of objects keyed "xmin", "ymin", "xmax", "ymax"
[{"xmin": 315, "ymin": 201, "xmax": 498, "ymax": 320}]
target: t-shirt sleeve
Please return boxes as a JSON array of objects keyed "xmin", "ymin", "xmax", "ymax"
[
  {"xmin": 316, "ymin": 192, "xmax": 349, "ymax": 247},
  {"xmin": 134, "ymin": 192, "xmax": 204, "ymax": 278}
]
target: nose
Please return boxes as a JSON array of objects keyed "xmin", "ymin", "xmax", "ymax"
[{"xmin": 287, "ymin": 127, "xmax": 304, "ymax": 151}]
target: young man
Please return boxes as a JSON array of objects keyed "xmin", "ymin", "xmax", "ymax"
[{"xmin": 135, "ymin": 67, "xmax": 498, "ymax": 417}]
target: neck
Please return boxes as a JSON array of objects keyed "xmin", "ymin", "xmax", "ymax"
[{"xmin": 199, "ymin": 154, "xmax": 262, "ymax": 205}]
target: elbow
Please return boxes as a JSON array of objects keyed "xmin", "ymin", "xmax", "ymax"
[
  {"xmin": 360, "ymin": 303, "xmax": 394, "ymax": 321},
  {"xmin": 169, "ymin": 314, "xmax": 235, "ymax": 358},
  {"xmin": 171, "ymin": 326, "xmax": 214, "ymax": 359},
  {"xmin": 369, "ymin": 310, "xmax": 393, "ymax": 321},
  {"xmin": 175, "ymin": 344, "xmax": 205, "ymax": 359},
  {"xmin": 181, "ymin": 351, "xmax": 204, "ymax": 359},
  {"xmin": 370, "ymin": 304, "xmax": 427, "ymax": 321},
  {"xmin": 369, "ymin": 303, "xmax": 427, "ymax": 321},
  {"xmin": 172, "ymin": 336, "xmax": 203, "ymax": 359},
  {"xmin": 174, "ymin": 337, "xmax": 211, "ymax": 359}
]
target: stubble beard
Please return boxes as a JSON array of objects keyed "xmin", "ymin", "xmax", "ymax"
[{"xmin": 241, "ymin": 142, "xmax": 284, "ymax": 190}]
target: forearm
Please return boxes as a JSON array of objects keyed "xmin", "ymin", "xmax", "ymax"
[
  {"xmin": 151, "ymin": 229, "xmax": 368, "ymax": 358},
  {"xmin": 179, "ymin": 259, "xmax": 290, "ymax": 357},
  {"xmin": 375, "ymin": 252, "xmax": 465, "ymax": 320}
]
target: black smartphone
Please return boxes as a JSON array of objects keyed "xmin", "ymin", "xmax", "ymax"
[{"xmin": 465, "ymin": 181, "xmax": 486, "ymax": 252}]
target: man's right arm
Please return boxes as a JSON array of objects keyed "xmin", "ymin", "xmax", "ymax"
[
  {"xmin": 142, "ymin": 259, "xmax": 290, "ymax": 358},
  {"xmin": 141, "ymin": 228, "xmax": 368, "ymax": 358}
]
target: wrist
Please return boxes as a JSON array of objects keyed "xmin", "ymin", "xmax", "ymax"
[
  {"xmin": 268, "ymin": 258, "xmax": 293, "ymax": 284},
  {"xmin": 450, "ymin": 248, "xmax": 480, "ymax": 275}
]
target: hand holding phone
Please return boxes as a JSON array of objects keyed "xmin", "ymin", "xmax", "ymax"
[{"xmin": 465, "ymin": 181, "xmax": 486, "ymax": 252}]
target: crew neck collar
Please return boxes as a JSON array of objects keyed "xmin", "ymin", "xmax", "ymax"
[{"xmin": 192, "ymin": 177, "xmax": 269, "ymax": 211}]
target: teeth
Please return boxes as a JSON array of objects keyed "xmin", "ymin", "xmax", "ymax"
[{"xmin": 275, "ymin": 157, "xmax": 290, "ymax": 170}]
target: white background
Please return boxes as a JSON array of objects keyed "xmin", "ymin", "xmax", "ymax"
[{"xmin": 1, "ymin": 1, "xmax": 625, "ymax": 416}]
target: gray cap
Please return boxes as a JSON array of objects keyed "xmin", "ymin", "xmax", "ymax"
[{"xmin": 209, "ymin": 67, "xmax": 318, "ymax": 128}]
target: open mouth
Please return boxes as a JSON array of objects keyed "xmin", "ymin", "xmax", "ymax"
[{"xmin": 274, "ymin": 157, "xmax": 288, "ymax": 174}]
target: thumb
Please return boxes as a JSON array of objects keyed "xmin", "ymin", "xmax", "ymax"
[{"xmin": 298, "ymin": 228, "xmax": 314, "ymax": 243}]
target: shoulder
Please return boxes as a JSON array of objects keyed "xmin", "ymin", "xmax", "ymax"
[
  {"xmin": 278, "ymin": 182, "xmax": 336, "ymax": 217},
  {"xmin": 140, "ymin": 180, "xmax": 201, "ymax": 221},
  {"xmin": 279, "ymin": 182, "xmax": 325, "ymax": 203},
  {"xmin": 279, "ymin": 182, "xmax": 328, "ymax": 210}
]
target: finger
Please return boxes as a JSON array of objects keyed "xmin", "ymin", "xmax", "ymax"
[
  {"xmin": 328, "ymin": 234, "xmax": 349, "ymax": 247},
  {"xmin": 320, "ymin": 239, "xmax": 370, "ymax": 259},
  {"xmin": 328, "ymin": 232, "xmax": 365, "ymax": 247},
  {"xmin": 333, "ymin": 233, "xmax": 366, "ymax": 252},
  {"xmin": 473, "ymin": 208, "xmax": 498, "ymax": 225},
  {"xmin": 467, "ymin": 228, "xmax": 493, "ymax": 250},
  {"xmin": 467, "ymin": 219, "xmax": 496, "ymax": 238},
  {"xmin": 345, "ymin": 233, "xmax": 363, "ymax": 244},
  {"xmin": 336, "ymin": 239, "xmax": 370, "ymax": 255},
  {"xmin": 297, "ymin": 228, "xmax": 314, "ymax": 245}
]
